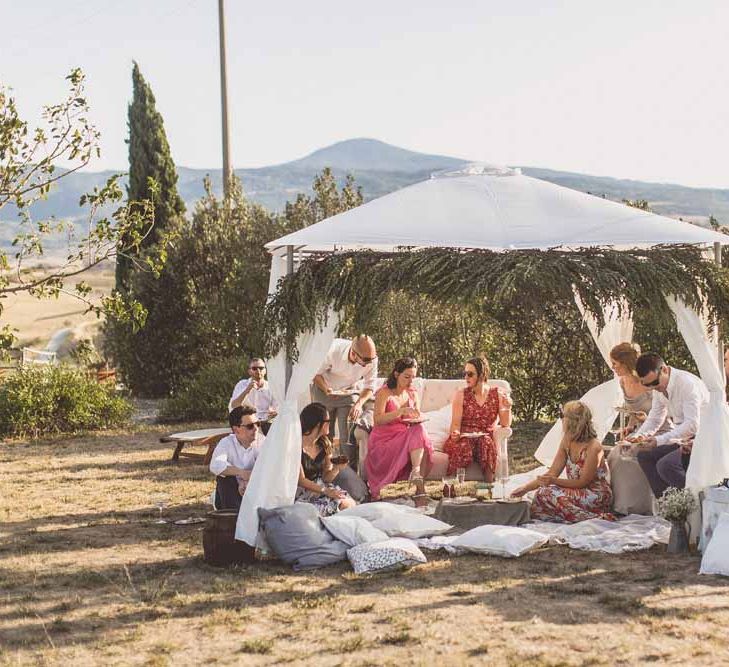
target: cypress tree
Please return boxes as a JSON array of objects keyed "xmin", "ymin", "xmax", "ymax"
[{"xmin": 115, "ymin": 61, "xmax": 185, "ymax": 292}]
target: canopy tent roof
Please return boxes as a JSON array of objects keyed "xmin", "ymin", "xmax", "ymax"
[{"xmin": 266, "ymin": 164, "xmax": 728, "ymax": 252}]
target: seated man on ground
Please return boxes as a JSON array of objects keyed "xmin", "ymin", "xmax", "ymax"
[
  {"xmin": 229, "ymin": 357, "xmax": 278, "ymax": 434},
  {"xmin": 312, "ymin": 335, "xmax": 378, "ymax": 455},
  {"xmin": 627, "ymin": 352, "xmax": 709, "ymax": 498},
  {"xmin": 297, "ymin": 402, "xmax": 356, "ymax": 516},
  {"xmin": 512, "ymin": 401, "xmax": 613, "ymax": 522},
  {"xmin": 209, "ymin": 406, "xmax": 261, "ymax": 510}
]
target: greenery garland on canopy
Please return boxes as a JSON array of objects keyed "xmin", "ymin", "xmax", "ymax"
[{"xmin": 264, "ymin": 244, "xmax": 729, "ymax": 360}]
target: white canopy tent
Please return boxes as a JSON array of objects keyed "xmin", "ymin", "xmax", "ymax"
[{"xmin": 236, "ymin": 164, "xmax": 729, "ymax": 548}]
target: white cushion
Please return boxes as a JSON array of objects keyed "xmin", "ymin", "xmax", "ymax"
[
  {"xmin": 338, "ymin": 502, "xmax": 453, "ymax": 538},
  {"xmin": 320, "ymin": 514, "xmax": 389, "ymax": 547},
  {"xmin": 423, "ymin": 403, "xmax": 452, "ymax": 452},
  {"xmin": 347, "ymin": 537, "xmax": 426, "ymax": 574},
  {"xmin": 700, "ymin": 512, "xmax": 729, "ymax": 576},
  {"xmin": 451, "ymin": 524, "xmax": 549, "ymax": 558}
]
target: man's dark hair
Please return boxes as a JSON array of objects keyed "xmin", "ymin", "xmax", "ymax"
[
  {"xmin": 636, "ymin": 352, "xmax": 665, "ymax": 378},
  {"xmin": 229, "ymin": 405, "xmax": 256, "ymax": 428},
  {"xmin": 249, "ymin": 357, "xmax": 265, "ymax": 368}
]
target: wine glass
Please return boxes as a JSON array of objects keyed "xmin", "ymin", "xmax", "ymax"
[{"xmin": 152, "ymin": 494, "xmax": 169, "ymax": 523}]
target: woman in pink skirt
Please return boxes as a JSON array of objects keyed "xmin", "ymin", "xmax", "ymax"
[{"xmin": 365, "ymin": 357, "xmax": 433, "ymax": 499}]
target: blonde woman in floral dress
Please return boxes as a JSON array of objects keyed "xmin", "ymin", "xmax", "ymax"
[{"xmin": 512, "ymin": 401, "xmax": 613, "ymax": 522}]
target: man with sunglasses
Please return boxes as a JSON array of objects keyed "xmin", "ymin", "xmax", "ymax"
[
  {"xmin": 312, "ymin": 335, "xmax": 378, "ymax": 455},
  {"xmin": 229, "ymin": 358, "xmax": 278, "ymax": 435},
  {"xmin": 209, "ymin": 406, "xmax": 261, "ymax": 510},
  {"xmin": 628, "ymin": 352, "xmax": 709, "ymax": 498}
]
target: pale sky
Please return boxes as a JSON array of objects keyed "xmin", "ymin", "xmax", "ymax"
[{"xmin": 2, "ymin": 0, "xmax": 729, "ymax": 187}]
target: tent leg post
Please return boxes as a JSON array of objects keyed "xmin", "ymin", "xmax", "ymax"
[
  {"xmin": 715, "ymin": 242, "xmax": 724, "ymax": 375},
  {"xmin": 285, "ymin": 245, "xmax": 294, "ymax": 392}
]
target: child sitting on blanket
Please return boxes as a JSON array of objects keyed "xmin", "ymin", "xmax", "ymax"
[{"xmin": 511, "ymin": 401, "xmax": 614, "ymax": 523}]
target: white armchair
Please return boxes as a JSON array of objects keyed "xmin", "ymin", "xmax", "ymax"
[{"xmin": 354, "ymin": 378, "xmax": 512, "ymax": 481}]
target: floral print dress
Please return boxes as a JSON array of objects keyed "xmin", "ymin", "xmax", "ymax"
[
  {"xmin": 443, "ymin": 386, "xmax": 500, "ymax": 476},
  {"xmin": 531, "ymin": 447, "xmax": 613, "ymax": 523},
  {"xmin": 296, "ymin": 447, "xmax": 350, "ymax": 517}
]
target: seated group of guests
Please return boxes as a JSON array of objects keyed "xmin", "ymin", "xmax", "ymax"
[{"xmin": 209, "ymin": 336, "xmax": 709, "ymax": 525}]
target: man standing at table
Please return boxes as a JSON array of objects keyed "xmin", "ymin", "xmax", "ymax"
[
  {"xmin": 312, "ymin": 335, "xmax": 378, "ymax": 451},
  {"xmin": 209, "ymin": 406, "xmax": 261, "ymax": 510},
  {"xmin": 629, "ymin": 352, "xmax": 709, "ymax": 498},
  {"xmin": 229, "ymin": 358, "xmax": 278, "ymax": 434}
]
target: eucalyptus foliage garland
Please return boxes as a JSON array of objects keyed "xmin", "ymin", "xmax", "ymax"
[{"xmin": 264, "ymin": 245, "xmax": 729, "ymax": 359}]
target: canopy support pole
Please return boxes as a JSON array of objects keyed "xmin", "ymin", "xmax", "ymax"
[
  {"xmin": 715, "ymin": 242, "xmax": 724, "ymax": 375},
  {"xmin": 285, "ymin": 245, "xmax": 294, "ymax": 391}
]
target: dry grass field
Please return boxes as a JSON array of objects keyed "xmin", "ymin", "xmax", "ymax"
[{"xmin": 1, "ymin": 422, "xmax": 728, "ymax": 666}]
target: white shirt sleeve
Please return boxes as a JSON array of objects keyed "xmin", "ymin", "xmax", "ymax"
[
  {"xmin": 209, "ymin": 440, "xmax": 230, "ymax": 476},
  {"xmin": 315, "ymin": 342, "xmax": 336, "ymax": 377},
  {"xmin": 362, "ymin": 357, "xmax": 378, "ymax": 392},
  {"xmin": 228, "ymin": 379, "xmax": 250, "ymax": 412},
  {"xmin": 635, "ymin": 393, "xmax": 668, "ymax": 439},
  {"xmin": 655, "ymin": 383, "xmax": 703, "ymax": 446}
]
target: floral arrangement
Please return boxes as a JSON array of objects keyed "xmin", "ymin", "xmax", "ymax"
[{"xmin": 657, "ymin": 487, "xmax": 697, "ymax": 522}]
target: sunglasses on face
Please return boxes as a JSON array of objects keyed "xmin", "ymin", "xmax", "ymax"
[
  {"xmin": 250, "ymin": 366, "xmax": 265, "ymax": 371},
  {"xmin": 640, "ymin": 366, "xmax": 664, "ymax": 387},
  {"xmin": 241, "ymin": 422, "xmax": 260, "ymax": 431},
  {"xmin": 463, "ymin": 371, "xmax": 477, "ymax": 378},
  {"xmin": 353, "ymin": 350, "xmax": 376, "ymax": 364}
]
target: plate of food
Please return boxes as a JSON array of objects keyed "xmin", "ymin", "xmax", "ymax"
[
  {"xmin": 402, "ymin": 417, "xmax": 429, "ymax": 424},
  {"xmin": 449, "ymin": 496, "xmax": 477, "ymax": 504},
  {"xmin": 460, "ymin": 432, "xmax": 487, "ymax": 438},
  {"xmin": 328, "ymin": 388, "xmax": 357, "ymax": 397}
]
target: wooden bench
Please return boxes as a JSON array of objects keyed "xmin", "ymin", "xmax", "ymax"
[{"xmin": 161, "ymin": 427, "xmax": 231, "ymax": 464}]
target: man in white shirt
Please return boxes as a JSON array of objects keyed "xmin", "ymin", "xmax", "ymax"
[
  {"xmin": 229, "ymin": 358, "xmax": 278, "ymax": 435},
  {"xmin": 209, "ymin": 406, "xmax": 261, "ymax": 510},
  {"xmin": 629, "ymin": 352, "xmax": 709, "ymax": 498},
  {"xmin": 312, "ymin": 335, "xmax": 378, "ymax": 451}
]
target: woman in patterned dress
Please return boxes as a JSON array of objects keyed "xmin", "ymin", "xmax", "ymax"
[
  {"xmin": 443, "ymin": 356, "xmax": 513, "ymax": 481},
  {"xmin": 365, "ymin": 357, "xmax": 434, "ymax": 500},
  {"xmin": 511, "ymin": 401, "xmax": 613, "ymax": 522},
  {"xmin": 296, "ymin": 402, "xmax": 356, "ymax": 516}
]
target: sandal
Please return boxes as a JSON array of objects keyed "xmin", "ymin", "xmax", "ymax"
[{"xmin": 408, "ymin": 466, "xmax": 423, "ymax": 483}]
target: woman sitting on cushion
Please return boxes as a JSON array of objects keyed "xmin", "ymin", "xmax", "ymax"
[
  {"xmin": 365, "ymin": 357, "xmax": 433, "ymax": 499},
  {"xmin": 512, "ymin": 401, "xmax": 613, "ymax": 522},
  {"xmin": 443, "ymin": 356, "xmax": 513, "ymax": 481},
  {"xmin": 297, "ymin": 402, "xmax": 356, "ymax": 516}
]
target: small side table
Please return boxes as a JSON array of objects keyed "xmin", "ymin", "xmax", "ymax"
[{"xmin": 434, "ymin": 499, "xmax": 530, "ymax": 531}]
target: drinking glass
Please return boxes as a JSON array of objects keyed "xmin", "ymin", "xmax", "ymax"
[
  {"xmin": 457, "ymin": 467, "xmax": 466, "ymax": 484},
  {"xmin": 152, "ymin": 494, "xmax": 169, "ymax": 524}
]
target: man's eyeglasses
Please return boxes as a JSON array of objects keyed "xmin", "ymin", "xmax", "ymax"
[
  {"xmin": 241, "ymin": 422, "xmax": 260, "ymax": 431},
  {"xmin": 250, "ymin": 366, "xmax": 265, "ymax": 371},
  {"xmin": 353, "ymin": 349, "xmax": 377, "ymax": 364},
  {"xmin": 640, "ymin": 366, "xmax": 664, "ymax": 387},
  {"xmin": 463, "ymin": 371, "xmax": 476, "ymax": 378}
]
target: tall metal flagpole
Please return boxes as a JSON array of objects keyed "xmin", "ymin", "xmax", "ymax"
[{"xmin": 218, "ymin": 0, "xmax": 232, "ymax": 200}]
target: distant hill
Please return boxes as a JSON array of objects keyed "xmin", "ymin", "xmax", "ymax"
[{"xmin": 3, "ymin": 138, "xmax": 729, "ymax": 255}]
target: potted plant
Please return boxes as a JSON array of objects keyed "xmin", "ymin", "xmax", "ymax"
[{"xmin": 657, "ymin": 487, "xmax": 697, "ymax": 554}]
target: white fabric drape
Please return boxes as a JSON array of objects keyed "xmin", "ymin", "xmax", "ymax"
[
  {"xmin": 534, "ymin": 297, "xmax": 633, "ymax": 466},
  {"xmin": 235, "ymin": 311, "xmax": 340, "ymax": 546},
  {"xmin": 665, "ymin": 297, "xmax": 729, "ymax": 488}
]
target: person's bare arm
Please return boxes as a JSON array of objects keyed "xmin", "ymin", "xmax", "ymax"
[
  {"xmin": 230, "ymin": 382, "xmax": 255, "ymax": 410},
  {"xmin": 498, "ymin": 390, "xmax": 513, "ymax": 427},
  {"xmin": 298, "ymin": 464, "xmax": 344, "ymax": 499},
  {"xmin": 512, "ymin": 448, "xmax": 567, "ymax": 497},
  {"xmin": 449, "ymin": 389, "xmax": 464, "ymax": 435},
  {"xmin": 373, "ymin": 390, "xmax": 412, "ymax": 425},
  {"xmin": 313, "ymin": 374, "xmax": 331, "ymax": 394}
]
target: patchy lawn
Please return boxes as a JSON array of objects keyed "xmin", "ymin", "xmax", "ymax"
[{"xmin": 0, "ymin": 422, "xmax": 727, "ymax": 666}]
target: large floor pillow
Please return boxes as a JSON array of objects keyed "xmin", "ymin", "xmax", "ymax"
[
  {"xmin": 451, "ymin": 524, "xmax": 549, "ymax": 557},
  {"xmin": 347, "ymin": 537, "xmax": 427, "ymax": 575},
  {"xmin": 258, "ymin": 503, "xmax": 348, "ymax": 570},
  {"xmin": 338, "ymin": 502, "xmax": 452, "ymax": 538}
]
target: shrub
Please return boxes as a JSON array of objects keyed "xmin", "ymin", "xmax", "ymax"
[
  {"xmin": 159, "ymin": 357, "xmax": 248, "ymax": 423},
  {"xmin": 0, "ymin": 365, "xmax": 132, "ymax": 437}
]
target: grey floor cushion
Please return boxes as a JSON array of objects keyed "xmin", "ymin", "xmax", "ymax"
[{"xmin": 258, "ymin": 503, "xmax": 348, "ymax": 570}]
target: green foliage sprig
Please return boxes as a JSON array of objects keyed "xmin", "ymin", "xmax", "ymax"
[{"xmin": 264, "ymin": 244, "xmax": 729, "ymax": 360}]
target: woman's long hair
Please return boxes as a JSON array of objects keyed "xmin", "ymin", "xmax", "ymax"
[
  {"xmin": 610, "ymin": 342, "xmax": 641, "ymax": 374},
  {"xmin": 385, "ymin": 357, "xmax": 418, "ymax": 389},
  {"xmin": 299, "ymin": 402, "xmax": 333, "ymax": 455},
  {"xmin": 561, "ymin": 400, "xmax": 596, "ymax": 447},
  {"xmin": 466, "ymin": 355, "xmax": 490, "ymax": 381}
]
